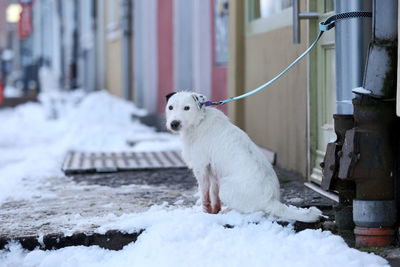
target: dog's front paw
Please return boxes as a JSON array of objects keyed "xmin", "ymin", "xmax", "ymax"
[
  {"xmin": 202, "ymin": 202, "xmax": 212, "ymax": 213},
  {"xmin": 211, "ymin": 202, "xmax": 221, "ymax": 214}
]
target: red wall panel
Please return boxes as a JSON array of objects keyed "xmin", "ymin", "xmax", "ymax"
[{"xmin": 157, "ymin": 0, "xmax": 174, "ymax": 114}]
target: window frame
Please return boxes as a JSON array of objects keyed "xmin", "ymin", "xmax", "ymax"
[{"xmin": 246, "ymin": 0, "xmax": 293, "ymax": 35}]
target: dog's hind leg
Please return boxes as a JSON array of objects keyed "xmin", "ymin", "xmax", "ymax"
[{"xmin": 194, "ymin": 167, "xmax": 212, "ymax": 213}]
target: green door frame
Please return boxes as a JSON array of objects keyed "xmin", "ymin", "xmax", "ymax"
[{"xmin": 308, "ymin": 0, "xmax": 336, "ymax": 184}]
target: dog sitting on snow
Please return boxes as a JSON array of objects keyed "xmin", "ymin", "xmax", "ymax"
[{"xmin": 165, "ymin": 91, "xmax": 322, "ymax": 222}]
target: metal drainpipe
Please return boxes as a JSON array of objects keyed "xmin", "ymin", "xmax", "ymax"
[
  {"xmin": 320, "ymin": 0, "xmax": 372, "ymax": 236},
  {"xmin": 121, "ymin": 0, "xmax": 133, "ymax": 101},
  {"xmin": 337, "ymin": 0, "xmax": 398, "ymax": 247},
  {"xmin": 335, "ymin": 0, "xmax": 372, "ymax": 115}
]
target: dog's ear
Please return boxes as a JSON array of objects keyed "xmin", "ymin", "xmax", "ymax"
[
  {"xmin": 165, "ymin": 92, "xmax": 177, "ymax": 102},
  {"xmin": 191, "ymin": 93, "xmax": 207, "ymax": 109}
]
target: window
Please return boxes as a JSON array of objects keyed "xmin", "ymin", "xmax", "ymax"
[
  {"xmin": 247, "ymin": 0, "xmax": 293, "ymax": 35},
  {"xmin": 324, "ymin": 0, "xmax": 334, "ymax": 13},
  {"xmin": 214, "ymin": 0, "xmax": 229, "ymax": 65},
  {"xmin": 260, "ymin": 0, "xmax": 291, "ymax": 18}
]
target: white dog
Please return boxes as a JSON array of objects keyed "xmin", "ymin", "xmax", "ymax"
[{"xmin": 165, "ymin": 91, "xmax": 322, "ymax": 222}]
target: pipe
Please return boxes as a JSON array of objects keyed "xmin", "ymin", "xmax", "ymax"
[
  {"xmin": 337, "ymin": 0, "xmax": 399, "ymax": 247},
  {"xmin": 121, "ymin": 0, "xmax": 133, "ymax": 101},
  {"xmin": 335, "ymin": 0, "xmax": 372, "ymax": 114}
]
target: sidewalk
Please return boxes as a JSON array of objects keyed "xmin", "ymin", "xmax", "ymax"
[
  {"xmin": 0, "ymin": 166, "xmax": 335, "ymax": 251},
  {"xmin": 0, "ymin": 168, "xmax": 197, "ymax": 250}
]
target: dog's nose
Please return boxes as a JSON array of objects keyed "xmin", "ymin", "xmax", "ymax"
[{"xmin": 170, "ymin": 120, "xmax": 181, "ymax": 130}]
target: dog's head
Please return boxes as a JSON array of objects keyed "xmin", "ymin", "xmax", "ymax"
[{"xmin": 165, "ymin": 91, "xmax": 207, "ymax": 133}]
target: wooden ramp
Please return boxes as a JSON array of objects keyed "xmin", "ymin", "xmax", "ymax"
[{"xmin": 62, "ymin": 151, "xmax": 186, "ymax": 174}]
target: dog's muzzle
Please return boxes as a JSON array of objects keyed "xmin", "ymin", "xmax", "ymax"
[{"xmin": 170, "ymin": 120, "xmax": 181, "ymax": 131}]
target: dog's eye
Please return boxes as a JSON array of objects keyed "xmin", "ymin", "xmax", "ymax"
[
  {"xmin": 169, "ymin": 105, "xmax": 173, "ymax": 110},
  {"xmin": 184, "ymin": 106, "xmax": 190, "ymax": 111}
]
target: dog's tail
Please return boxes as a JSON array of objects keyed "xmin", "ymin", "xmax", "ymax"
[{"xmin": 265, "ymin": 201, "xmax": 323, "ymax": 222}]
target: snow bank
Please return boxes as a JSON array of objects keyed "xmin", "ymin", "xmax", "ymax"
[
  {"xmin": 0, "ymin": 207, "xmax": 388, "ymax": 267},
  {"xmin": 0, "ymin": 90, "xmax": 180, "ymax": 203}
]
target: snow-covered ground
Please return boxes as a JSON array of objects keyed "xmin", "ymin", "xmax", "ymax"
[
  {"xmin": 0, "ymin": 90, "xmax": 179, "ymax": 204},
  {"xmin": 0, "ymin": 90, "xmax": 388, "ymax": 266},
  {"xmin": 1, "ymin": 207, "xmax": 389, "ymax": 267}
]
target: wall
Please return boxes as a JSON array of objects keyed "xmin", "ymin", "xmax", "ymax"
[
  {"xmin": 105, "ymin": 0, "xmax": 123, "ymax": 98},
  {"xmin": 106, "ymin": 40, "xmax": 122, "ymax": 97},
  {"xmin": 173, "ymin": 0, "xmax": 193, "ymax": 91},
  {"xmin": 211, "ymin": 0, "xmax": 228, "ymax": 114},
  {"xmin": 192, "ymin": 0, "xmax": 211, "ymax": 98},
  {"xmin": 244, "ymin": 26, "xmax": 308, "ymax": 176},
  {"xmin": 156, "ymin": 0, "xmax": 227, "ymax": 115},
  {"xmin": 0, "ymin": 0, "xmax": 8, "ymax": 50},
  {"xmin": 78, "ymin": 0, "xmax": 96, "ymax": 92},
  {"xmin": 227, "ymin": 0, "xmax": 246, "ymax": 128},
  {"xmin": 134, "ymin": 0, "xmax": 157, "ymax": 112},
  {"xmin": 228, "ymin": 0, "xmax": 309, "ymax": 177},
  {"xmin": 96, "ymin": 0, "xmax": 106, "ymax": 91},
  {"xmin": 133, "ymin": 0, "xmax": 227, "ymax": 116},
  {"xmin": 156, "ymin": 0, "xmax": 174, "ymax": 113}
]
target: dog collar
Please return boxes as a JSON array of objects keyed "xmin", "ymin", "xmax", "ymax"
[{"xmin": 201, "ymin": 101, "xmax": 224, "ymax": 107}]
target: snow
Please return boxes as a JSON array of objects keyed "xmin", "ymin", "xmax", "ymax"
[
  {"xmin": 0, "ymin": 90, "xmax": 179, "ymax": 203},
  {"xmin": 352, "ymin": 87, "xmax": 371, "ymax": 95},
  {"xmin": 1, "ymin": 49, "xmax": 13, "ymax": 61},
  {"xmin": 0, "ymin": 90, "xmax": 389, "ymax": 266},
  {"xmin": 4, "ymin": 85, "xmax": 22, "ymax": 97},
  {"xmin": 0, "ymin": 207, "xmax": 388, "ymax": 267}
]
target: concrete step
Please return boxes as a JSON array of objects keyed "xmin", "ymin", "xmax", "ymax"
[
  {"xmin": 0, "ymin": 230, "xmax": 143, "ymax": 251},
  {"xmin": 0, "ymin": 219, "xmax": 333, "ymax": 251},
  {"xmin": 0, "ymin": 95, "xmax": 38, "ymax": 108}
]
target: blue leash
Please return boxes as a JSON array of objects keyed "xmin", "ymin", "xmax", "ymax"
[{"xmin": 202, "ymin": 11, "xmax": 372, "ymax": 107}]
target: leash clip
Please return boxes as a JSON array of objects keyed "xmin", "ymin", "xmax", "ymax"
[{"xmin": 319, "ymin": 21, "xmax": 335, "ymax": 32}]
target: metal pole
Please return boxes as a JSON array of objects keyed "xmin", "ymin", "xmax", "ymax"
[
  {"xmin": 122, "ymin": 0, "xmax": 133, "ymax": 101},
  {"xmin": 292, "ymin": 0, "xmax": 318, "ymax": 44},
  {"xmin": 335, "ymin": 0, "xmax": 372, "ymax": 114},
  {"xmin": 292, "ymin": 0, "xmax": 300, "ymax": 43}
]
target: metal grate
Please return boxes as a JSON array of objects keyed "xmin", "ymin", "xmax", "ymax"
[{"xmin": 62, "ymin": 151, "xmax": 186, "ymax": 175}]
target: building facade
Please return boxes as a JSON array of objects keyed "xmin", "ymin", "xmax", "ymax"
[
  {"xmin": 228, "ymin": 0, "xmax": 313, "ymax": 178},
  {"xmin": 132, "ymin": 0, "xmax": 228, "ymax": 116}
]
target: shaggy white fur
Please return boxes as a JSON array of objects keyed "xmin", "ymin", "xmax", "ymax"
[{"xmin": 165, "ymin": 91, "xmax": 322, "ymax": 222}]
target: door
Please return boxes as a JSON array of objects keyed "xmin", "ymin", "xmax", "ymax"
[{"xmin": 309, "ymin": 0, "xmax": 336, "ymax": 184}]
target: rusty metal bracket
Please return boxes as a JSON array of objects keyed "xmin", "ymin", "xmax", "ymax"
[
  {"xmin": 321, "ymin": 114, "xmax": 354, "ymax": 190},
  {"xmin": 321, "ymin": 143, "xmax": 339, "ymax": 190},
  {"xmin": 338, "ymin": 129, "xmax": 360, "ymax": 179}
]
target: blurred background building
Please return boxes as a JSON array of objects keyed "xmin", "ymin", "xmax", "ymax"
[
  {"xmin": 0, "ymin": 0, "xmax": 335, "ymax": 181},
  {"xmin": 0, "ymin": 0, "xmax": 229, "ymax": 114},
  {"xmin": 1, "ymin": 0, "xmax": 397, "ymax": 189}
]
